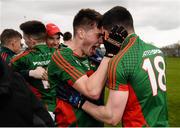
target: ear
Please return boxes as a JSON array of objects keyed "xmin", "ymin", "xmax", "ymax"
[
  {"xmin": 29, "ymin": 36, "xmax": 36, "ymax": 45},
  {"xmin": 77, "ymin": 28, "xmax": 85, "ymax": 39}
]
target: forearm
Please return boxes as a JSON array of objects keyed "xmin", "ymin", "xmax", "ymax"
[
  {"xmin": 86, "ymin": 57, "xmax": 110, "ymax": 98},
  {"xmin": 82, "ymin": 100, "xmax": 113, "ymax": 124}
]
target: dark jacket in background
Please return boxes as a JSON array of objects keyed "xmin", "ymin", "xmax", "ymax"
[{"xmin": 0, "ymin": 58, "xmax": 55, "ymax": 127}]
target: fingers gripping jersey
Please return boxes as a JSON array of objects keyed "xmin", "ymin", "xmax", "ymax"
[
  {"xmin": 107, "ymin": 34, "xmax": 168, "ymax": 127},
  {"xmin": 48, "ymin": 47, "xmax": 104, "ymax": 127}
]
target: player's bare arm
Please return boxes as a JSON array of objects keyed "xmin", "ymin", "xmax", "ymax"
[
  {"xmin": 72, "ymin": 56, "xmax": 110, "ymax": 99},
  {"xmin": 82, "ymin": 90, "xmax": 129, "ymax": 125}
]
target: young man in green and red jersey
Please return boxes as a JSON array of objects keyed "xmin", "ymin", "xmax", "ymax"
[
  {"xmin": 66, "ymin": 6, "xmax": 168, "ymax": 127},
  {"xmin": 10, "ymin": 20, "xmax": 56, "ymax": 121},
  {"xmin": 47, "ymin": 8, "xmax": 116, "ymax": 127},
  {"xmin": 0, "ymin": 29, "xmax": 22, "ymax": 64}
]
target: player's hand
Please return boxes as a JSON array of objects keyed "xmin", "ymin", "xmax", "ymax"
[
  {"xmin": 57, "ymin": 84, "xmax": 86, "ymax": 109},
  {"xmin": 29, "ymin": 66, "xmax": 47, "ymax": 80},
  {"xmin": 42, "ymin": 70, "xmax": 48, "ymax": 81},
  {"xmin": 103, "ymin": 25, "xmax": 128, "ymax": 58}
]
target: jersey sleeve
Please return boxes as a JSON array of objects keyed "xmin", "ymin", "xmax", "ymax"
[
  {"xmin": 10, "ymin": 50, "xmax": 32, "ymax": 79},
  {"xmin": 50, "ymin": 50, "xmax": 85, "ymax": 85},
  {"xmin": 107, "ymin": 57, "xmax": 128, "ymax": 91},
  {"xmin": 11, "ymin": 55, "xmax": 31, "ymax": 79},
  {"xmin": 48, "ymin": 57, "xmax": 62, "ymax": 88}
]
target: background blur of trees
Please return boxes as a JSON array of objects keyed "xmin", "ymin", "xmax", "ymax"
[{"xmin": 161, "ymin": 41, "xmax": 180, "ymax": 57}]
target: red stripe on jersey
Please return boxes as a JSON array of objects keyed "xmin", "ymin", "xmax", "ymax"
[
  {"xmin": 55, "ymin": 98, "xmax": 77, "ymax": 127},
  {"xmin": 57, "ymin": 50, "xmax": 84, "ymax": 77},
  {"xmin": 29, "ymin": 85, "xmax": 42, "ymax": 100},
  {"xmin": 118, "ymin": 84, "xmax": 129, "ymax": 91},
  {"xmin": 122, "ymin": 84, "xmax": 148, "ymax": 127},
  {"xmin": 3, "ymin": 53, "xmax": 8, "ymax": 62},
  {"xmin": 1, "ymin": 53, "xmax": 5, "ymax": 61},
  {"xmin": 1, "ymin": 53, "xmax": 7, "ymax": 61},
  {"xmin": 52, "ymin": 50, "xmax": 84, "ymax": 81},
  {"xmin": 52, "ymin": 53, "xmax": 77, "ymax": 80},
  {"xmin": 108, "ymin": 36, "xmax": 137, "ymax": 89},
  {"xmin": 10, "ymin": 50, "xmax": 33, "ymax": 63}
]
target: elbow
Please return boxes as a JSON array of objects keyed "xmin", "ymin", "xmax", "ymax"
[
  {"xmin": 86, "ymin": 85, "xmax": 100, "ymax": 100},
  {"xmin": 111, "ymin": 120, "xmax": 120, "ymax": 126},
  {"xmin": 106, "ymin": 117, "xmax": 120, "ymax": 126},
  {"xmin": 105, "ymin": 119, "xmax": 119, "ymax": 126},
  {"xmin": 88, "ymin": 92, "xmax": 100, "ymax": 100}
]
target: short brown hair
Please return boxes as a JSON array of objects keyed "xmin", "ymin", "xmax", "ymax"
[
  {"xmin": 73, "ymin": 8, "xmax": 102, "ymax": 36},
  {"xmin": 0, "ymin": 29, "xmax": 22, "ymax": 46}
]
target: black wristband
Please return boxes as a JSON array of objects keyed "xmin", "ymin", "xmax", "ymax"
[
  {"xmin": 104, "ymin": 53, "xmax": 114, "ymax": 58},
  {"xmin": 78, "ymin": 97, "xmax": 86, "ymax": 109}
]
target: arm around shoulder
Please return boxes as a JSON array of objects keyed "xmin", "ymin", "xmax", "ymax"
[
  {"xmin": 82, "ymin": 89, "xmax": 129, "ymax": 126},
  {"xmin": 72, "ymin": 57, "xmax": 111, "ymax": 99}
]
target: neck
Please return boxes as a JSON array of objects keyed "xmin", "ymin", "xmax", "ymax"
[
  {"xmin": 127, "ymin": 32, "xmax": 135, "ymax": 37},
  {"xmin": 68, "ymin": 38, "xmax": 85, "ymax": 57}
]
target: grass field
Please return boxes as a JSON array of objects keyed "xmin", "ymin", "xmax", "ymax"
[
  {"xmin": 166, "ymin": 57, "xmax": 180, "ymax": 126},
  {"xmin": 104, "ymin": 57, "xmax": 180, "ymax": 126}
]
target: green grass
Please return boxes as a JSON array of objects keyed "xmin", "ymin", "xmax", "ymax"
[
  {"xmin": 166, "ymin": 57, "xmax": 180, "ymax": 126},
  {"xmin": 104, "ymin": 57, "xmax": 180, "ymax": 126}
]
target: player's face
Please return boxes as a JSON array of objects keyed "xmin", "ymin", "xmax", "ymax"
[
  {"xmin": 46, "ymin": 34, "xmax": 60, "ymax": 49},
  {"xmin": 83, "ymin": 26, "xmax": 102, "ymax": 56},
  {"xmin": 12, "ymin": 37, "xmax": 22, "ymax": 53}
]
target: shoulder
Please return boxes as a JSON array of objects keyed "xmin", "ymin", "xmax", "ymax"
[
  {"xmin": 0, "ymin": 52, "xmax": 8, "ymax": 62},
  {"xmin": 52, "ymin": 48, "xmax": 73, "ymax": 62},
  {"xmin": 10, "ymin": 49, "xmax": 34, "ymax": 63}
]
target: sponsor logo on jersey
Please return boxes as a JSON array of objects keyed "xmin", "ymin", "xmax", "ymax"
[
  {"xmin": 33, "ymin": 60, "xmax": 50, "ymax": 66},
  {"xmin": 142, "ymin": 49, "xmax": 162, "ymax": 57}
]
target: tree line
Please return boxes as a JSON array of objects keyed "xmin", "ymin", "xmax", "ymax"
[{"xmin": 161, "ymin": 41, "xmax": 180, "ymax": 57}]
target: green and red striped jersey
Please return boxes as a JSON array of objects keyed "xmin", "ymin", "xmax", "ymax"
[
  {"xmin": 11, "ymin": 44, "xmax": 56, "ymax": 112},
  {"xmin": 48, "ymin": 47, "xmax": 104, "ymax": 127},
  {"xmin": 107, "ymin": 34, "xmax": 168, "ymax": 127},
  {"xmin": 0, "ymin": 46, "xmax": 16, "ymax": 64}
]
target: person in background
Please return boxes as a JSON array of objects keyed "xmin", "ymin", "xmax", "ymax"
[
  {"xmin": 0, "ymin": 29, "xmax": 22, "ymax": 64},
  {"xmin": 62, "ymin": 31, "xmax": 72, "ymax": 47},
  {"xmin": 46, "ymin": 23, "xmax": 63, "ymax": 49},
  {"xmin": 10, "ymin": 20, "xmax": 56, "ymax": 121},
  {"xmin": 0, "ymin": 57, "xmax": 54, "ymax": 127}
]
